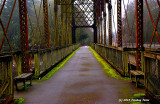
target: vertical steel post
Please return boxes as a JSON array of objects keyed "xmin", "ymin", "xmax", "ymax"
[
  {"xmin": 117, "ymin": 0, "xmax": 122, "ymax": 47},
  {"xmin": 43, "ymin": 0, "xmax": 50, "ymax": 48},
  {"xmin": 65, "ymin": 0, "xmax": 69, "ymax": 45},
  {"xmin": 18, "ymin": 0, "xmax": 29, "ymax": 73},
  {"xmin": 54, "ymin": 0, "xmax": 59, "ymax": 47},
  {"xmin": 104, "ymin": 2, "xmax": 106, "ymax": 45},
  {"xmin": 101, "ymin": 0, "xmax": 104, "ymax": 44},
  {"xmin": 98, "ymin": 1, "xmax": 101, "ymax": 44},
  {"xmin": 34, "ymin": 53, "xmax": 39, "ymax": 77},
  {"xmin": 17, "ymin": 54, "xmax": 21, "ymax": 75},
  {"xmin": 98, "ymin": 22, "xmax": 100, "ymax": 43},
  {"xmin": 101, "ymin": 18, "xmax": 103, "ymax": 44},
  {"xmin": 135, "ymin": 0, "xmax": 143, "ymax": 70},
  {"xmin": 72, "ymin": 27, "xmax": 76, "ymax": 44},
  {"xmin": 64, "ymin": 1, "xmax": 66, "ymax": 45},
  {"xmin": 61, "ymin": 1, "xmax": 65, "ymax": 46},
  {"xmin": 108, "ymin": 0, "xmax": 112, "ymax": 46},
  {"xmin": 72, "ymin": 0, "xmax": 76, "ymax": 44},
  {"xmin": 93, "ymin": 1, "xmax": 97, "ymax": 44},
  {"xmin": 69, "ymin": 1, "xmax": 72, "ymax": 45}
]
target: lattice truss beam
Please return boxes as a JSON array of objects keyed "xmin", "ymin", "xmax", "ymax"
[
  {"xmin": 136, "ymin": 0, "xmax": 143, "ymax": 70},
  {"xmin": 18, "ymin": 0, "xmax": 29, "ymax": 72},
  {"xmin": 43, "ymin": 0, "xmax": 50, "ymax": 48},
  {"xmin": 58, "ymin": 0, "xmax": 98, "ymax": 27}
]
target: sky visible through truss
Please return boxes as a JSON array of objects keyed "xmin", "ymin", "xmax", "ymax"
[
  {"xmin": 73, "ymin": 0, "xmax": 132, "ymax": 27},
  {"xmin": 73, "ymin": 0, "xmax": 133, "ymax": 44}
]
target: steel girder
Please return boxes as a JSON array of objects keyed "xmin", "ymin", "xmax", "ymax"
[
  {"xmin": 135, "ymin": 0, "xmax": 143, "ymax": 70},
  {"xmin": 18, "ymin": 0, "xmax": 29, "ymax": 72},
  {"xmin": 117, "ymin": 0, "xmax": 122, "ymax": 47},
  {"xmin": 108, "ymin": 0, "xmax": 112, "ymax": 46},
  {"xmin": 43, "ymin": 0, "xmax": 50, "ymax": 48}
]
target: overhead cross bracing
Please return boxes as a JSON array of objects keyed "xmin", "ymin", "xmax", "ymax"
[{"xmin": 58, "ymin": 0, "xmax": 95, "ymax": 27}]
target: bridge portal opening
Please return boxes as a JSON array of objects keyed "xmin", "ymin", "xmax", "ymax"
[
  {"xmin": 76, "ymin": 28, "xmax": 94, "ymax": 45},
  {"xmin": 72, "ymin": 0, "xmax": 95, "ymax": 44}
]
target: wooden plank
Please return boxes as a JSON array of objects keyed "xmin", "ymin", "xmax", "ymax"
[
  {"xmin": 123, "ymin": 47, "xmax": 145, "ymax": 51},
  {"xmin": 0, "ymin": 81, "xmax": 9, "ymax": 97},
  {"xmin": 144, "ymin": 52, "xmax": 156, "ymax": 59},
  {"xmin": 21, "ymin": 73, "xmax": 32, "ymax": 79},
  {"xmin": 14, "ymin": 73, "xmax": 33, "ymax": 91},
  {"xmin": 137, "ymin": 71, "xmax": 144, "ymax": 76},
  {"xmin": 14, "ymin": 74, "xmax": 25, "ymax": 79},
  {"xmin": 15, "ymin": 73, "xmax": 32, "ymax": 79},
  {"xmin": 130, "ymin": 70, "xmax": 141, "ymax": 76}
]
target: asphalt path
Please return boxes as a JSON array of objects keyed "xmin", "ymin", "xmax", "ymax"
[{"xmin": 14, "ymin": 46, "xmax": 144, "ymax": 104}]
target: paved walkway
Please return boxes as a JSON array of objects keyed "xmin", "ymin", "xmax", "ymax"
[{"xmin": 15, "ymin": 46, "xmax": 144, "ymax": 104}]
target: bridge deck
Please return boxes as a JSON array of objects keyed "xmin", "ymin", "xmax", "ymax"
[{"xmin": 15, "ymin": 46, "xmax": 144, "ymax": 104}]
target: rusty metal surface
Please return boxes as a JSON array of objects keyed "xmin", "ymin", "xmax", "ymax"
[
  {"xmin": 135, "ymin": 0, "xmax": 143, "ymax": 71},
  {"xmin": 18, "ymin": 0, "xmax": 29, "ymax": 73},
  {"xmin": 15, "ymin": 46, "xmax": 144, "ymax": 104}
]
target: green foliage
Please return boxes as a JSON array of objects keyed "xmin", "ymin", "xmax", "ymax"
[
  {"xmin": 18, "ymin": 84, "xmax": 30, "ymax": 91},
  {"xmin": 79, "ymin": 34, "xmax": 89, "ymax": 41},
  {"xmin": 76, "ymin": 28, "xmax": 93, "ymax": 45},
  {"xmin": 0, "ymin": 0, "xmax": 20, "ymax": 51},
  {"xmin": 89, "ymin": 46, "xmax": 130, "ymax": 80},
  {"xmin": 0, "ymin": 0, "xmax": 55, "ymax": 52},
  {"xmin": 130, "ymin": 93, "xmax": 150, "ymax": 104},
  {"xmin": 124, "ymin": 0, "xmax": 159, "ymax": 44},
  {"xmin": 14, "ymin": 98, "xmax": 24, "ymax": 104},
  {"xmin": 33, "ymin": 48, "xmax": 79, "ymax": 82}
]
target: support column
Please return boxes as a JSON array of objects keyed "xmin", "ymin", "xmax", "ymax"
[
  {"xmin": 72, "ymin": 27, "xmax": 76, "ymax": 44},
  {"xmin": 101, "ymin": 0, "xmax": 104, "ymax": 44},
  {"xmin": 108, "ymin": 0, "xmax": 112, "ymax": 46},
  {"xmin": 100, "ymin": 20, "xmax": 102, "ymax": 44},
  {"xmin": 69, "ymin": 1, "xmax": 72, "ymax": 44},
  {"xmin": 104, "ymin": 3, "xmax": 106, "ymax": 45},
  {"xmin": 93, "ymin": 1, "xmax": 97, "ymax": 44},
  {"xmin": 17, "ymin": 54, "xmax": 21, "ymax": 75},
  {"xmin": 34, "ymin": 53, "xmax": 39, "ymax": 77},
  {"xmin": 64, "ymin": 1, "xmax": 67, "ymax": 45},
  {"xmin": 94, "ymin": 25, "xmax": 97, "ymax": 43},
  {"xmin": 117, "ymin": 0, "xmax": 122, "ymax": 47},
  {"xmin": 93, "ymin": 1, "xmax": 98, "ymax": 44},
  {"xmin": 98, "ymin": 1, "xmax": 100, "ymax": 44},
  {"xmin": 18, "ymin": 0, "xmax": 29, "ymax": 73},
  {"xmin": 43, "ymin": 0, "xmax": 50, "ymax": 48},
  {"xmin": 65, "ymin": 0, "xmax": 69, "ymax": 45},
  {"xmin": 61, "ymin": 1, "xmax": 65, "ymax": 46},
  {"xmin": 98, "ymin": 22, "xmax": 100, "ymax": 43},
  {"xmin": 72, "ymin": 0, "xmax": 76, "ymax": 44},
  {"xmin": 135, "ymin": 0, "xmax": 143, "ymax": 70},
  {"xmin": 54, "ymin": 0, "xmax": 59, "ymax": 47}
]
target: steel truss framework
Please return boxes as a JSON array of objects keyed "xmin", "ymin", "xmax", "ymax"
[
  {"xmin": 0, "ymin": 0, "xmax": 148, "ymax": 73},
  {"xmin": 59, "ymin": 0, "xmax": 95, "ymax": 28},
  {"xmin": 43, "ymin": 0, "xmax": 50, "ymax": 48},
  {"xmin": 117, "ymin": 0, "xmax": 122, "ymax": 47},
  {"xmin": 58, "ymin": 0, "xmax": 109, "ymax": 44},
  {"xmin": 18, "ymin": 0, "xmax": 29, "ymax": 72},
  {"xmin": 135, "ymin": 0, "xmax": 143, "ymax": 70}
]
